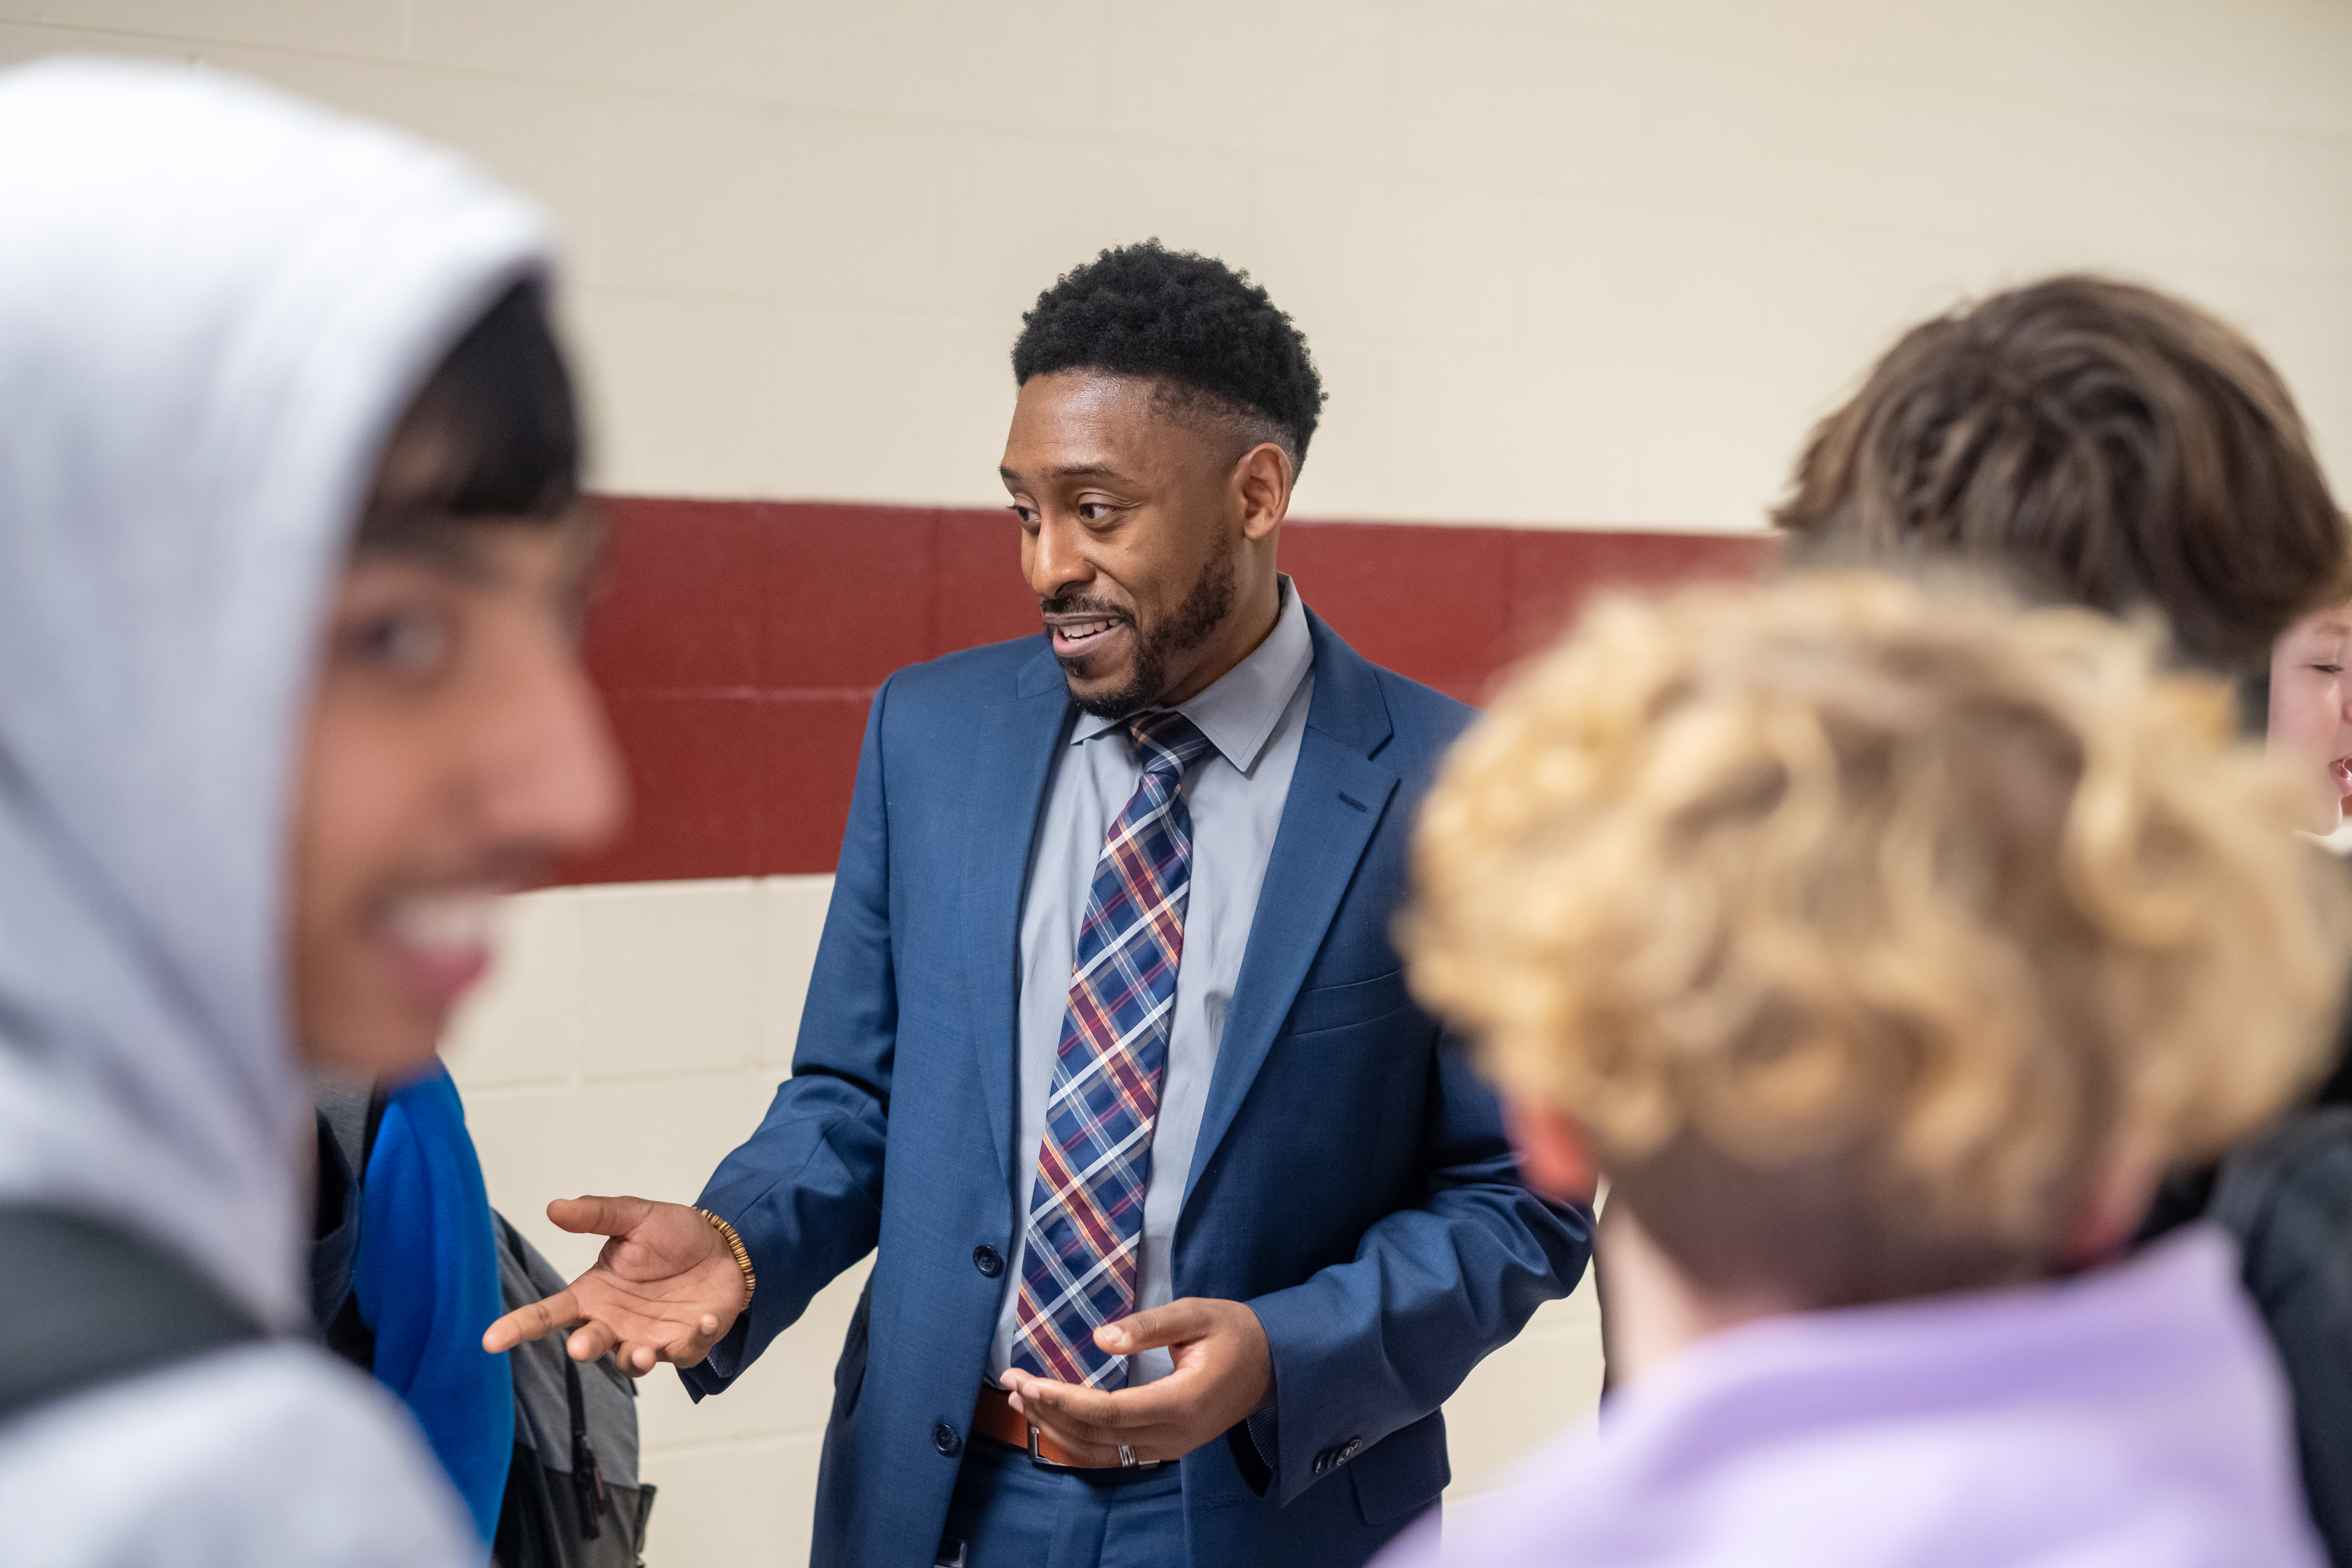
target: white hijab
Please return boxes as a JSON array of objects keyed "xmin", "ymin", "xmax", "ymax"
[{"xmin": 0, "ymin": 57, "xmax": 548, "ymax": 1328}]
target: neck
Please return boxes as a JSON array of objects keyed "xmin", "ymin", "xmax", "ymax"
[{"xmin": 1598, "ymin": 1201, "xmax": 1809, "ymax": 1388}]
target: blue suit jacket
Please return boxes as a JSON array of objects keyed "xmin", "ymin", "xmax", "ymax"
[{"xmin": 683, "ymin": 613, "xmax": 1592, "ymax": 1568}]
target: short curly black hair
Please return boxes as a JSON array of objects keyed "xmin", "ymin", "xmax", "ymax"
[{"xmin": 1012, "ymin": 240, "xmax": 1326, "ymax": 469}]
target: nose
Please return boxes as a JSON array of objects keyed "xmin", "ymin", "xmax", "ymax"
[
  {"xmin": 477, "ymin": 626, "xmax": 628, "ymax": 861},
  {"xmin": 1026, "ymin": 511, "xmax": 1093, "ymax": 603}
]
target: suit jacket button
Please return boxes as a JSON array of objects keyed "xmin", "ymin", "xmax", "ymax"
[
  {"xmin": 973, "ymin": 1244, "xmax": 1004, "ymax": 1278},
  {"xmin": 934, "ymin": 1422, "xmax": 963, "ymax": 1457},
  {"xmin": 1312, "ymin": 1449, "xmax": 1332, "ymax": 1475},
  {"xmin": 1341, "ymin": 1437, "xmax": 1363, "ymax": 1461}
]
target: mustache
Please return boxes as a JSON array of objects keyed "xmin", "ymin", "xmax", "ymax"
[{"xmin": 1040, "ymin": 595, "xmax": 1134, "ymax": 625}]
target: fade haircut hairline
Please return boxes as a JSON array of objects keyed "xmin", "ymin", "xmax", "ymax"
[{"xmin": 1150, "ymin": 376, "xmax": 1299, "ymax": 470}]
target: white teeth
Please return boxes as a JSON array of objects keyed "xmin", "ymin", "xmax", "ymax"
[{"xmin": 386, "ymin": 891, "xmax": 499, "ymax": 954}]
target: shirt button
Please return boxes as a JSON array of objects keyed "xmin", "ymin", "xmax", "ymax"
[
  {"xmin": 933, "ymin": 1422, "xmax": 963, "ymax": 1457},
  {"xmin": 973, "ymin": 1244, "xmax": 1004, "ymax": 1278}
]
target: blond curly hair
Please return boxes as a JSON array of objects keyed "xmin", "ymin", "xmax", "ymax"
[{"xmin": 1403, "ymin": 572, "xmax": 2346, "ymax": 1298}]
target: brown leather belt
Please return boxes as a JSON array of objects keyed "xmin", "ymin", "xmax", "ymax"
[{"xmin": 971, "ymin": 1382, "xmax": 1164, "ymax": 1473}]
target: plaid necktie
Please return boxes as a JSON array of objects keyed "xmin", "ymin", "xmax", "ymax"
[{"xmin": 1010, "ymin": 710, "xmax": 1214, "ymax": 1389}]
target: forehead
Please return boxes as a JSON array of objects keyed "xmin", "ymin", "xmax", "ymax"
[
  {"xmin": 349, "ymin": 509, "xmax": 599, "ymax": 593},
  {"xmin": 1000, "ymin": 370, "xmax": 1216, "ymax": 480},
  {"xmin": 2284, "ymin": 604, "xmax": 2352, "ymax": 649}
]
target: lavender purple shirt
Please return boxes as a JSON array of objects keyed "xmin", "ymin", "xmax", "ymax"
[{"xmin": 1380, "ymin": 1228, "xmax": 2321, "ymax": 1567}]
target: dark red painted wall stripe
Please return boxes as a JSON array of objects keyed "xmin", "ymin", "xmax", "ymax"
[{"xmin": 564, "ymin": 498, "xmax": 1777, "ymax": 885}]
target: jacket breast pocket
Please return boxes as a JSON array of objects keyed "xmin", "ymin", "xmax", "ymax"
[{"xmin": 1283, "ymin": 966, "xmax": 1417, "ymax": 1039}]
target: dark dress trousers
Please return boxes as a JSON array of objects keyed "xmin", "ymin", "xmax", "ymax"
[{"xmin": 681, "ymin": 612, "xmax": 1593, "ymax": 1568}]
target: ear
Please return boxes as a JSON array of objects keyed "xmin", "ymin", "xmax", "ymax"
[
  {"xmin": 2056, "ymin": 1129, "xmax": 2164, "ymax": 1268},
  {"xmin": 1505, "ymin": 1097, "xmax": 1602, "ymax": 1205},
  {"xmin": 1233, "ymin": 441, "xmax": 1292, "ymax": 544}
]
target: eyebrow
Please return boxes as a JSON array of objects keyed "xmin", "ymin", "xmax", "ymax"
[
  {"xmin": 999, "ymin": 463, "xmax": 1123, "ymax": 483},
  {"xmin": 351, "ymin": 507, "xmax": 603, "ymax": 599},
  {"xmin": 352, "ymin": 512, "xmax": 502, "ymax": 585}
]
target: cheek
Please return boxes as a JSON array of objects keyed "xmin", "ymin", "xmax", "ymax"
[
  {"xmin": 2269, "ymin": 681, "xmax": 2331, "ymax": 759},
  {"xmin": 294, "ymin": 700, "xmax": 417, "ymax": 907},
  {"xmin": 287, "ymin": 692, "xmax": 438, "ymax": 1062},
  {"xmin": 1123, "ymin": 524, "xmax": 1212, "ymax": 619}
]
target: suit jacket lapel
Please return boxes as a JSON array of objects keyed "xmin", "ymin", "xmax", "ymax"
[
  {"xmin": 961, "ymin": 642, "xmax": 1075, "ymax": 1183},
  {"xmin": 1183, "ymin": 612, "xmax": 1398, "ymax": 1206}
]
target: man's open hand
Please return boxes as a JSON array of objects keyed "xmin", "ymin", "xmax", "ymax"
[
  {"xmin": 481, "ymin": 1195, "xmax": 746, "ymax": 1375},
  {"xmin": 1002, "ymin": 1297, "xmax": 1272, "ymax": 1466}
]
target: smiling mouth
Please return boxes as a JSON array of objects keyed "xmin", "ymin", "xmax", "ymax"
[
  {"xmin": 378, "ymin": 887, "xmax": 503, "ymax": 1010},
  {"xmin": 1047, "ymin": 616, "xmax": 1129, "ymax": 659}
]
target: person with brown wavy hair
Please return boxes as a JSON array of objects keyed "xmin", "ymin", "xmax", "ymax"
[
  {"xmin": 1773, "ymin": 275, "xmax": 2352, "ymax": 1563},
  {"xmin": 1379, "ymin": 572, "xmax": 2346, "ymax": 1568},
  {"xmin": 1772, "ymin": 275, "xmax": 2349, "ymax": 673}
]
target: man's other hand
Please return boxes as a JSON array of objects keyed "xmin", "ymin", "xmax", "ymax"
[
  {"xmin": 481, "ymin": 1195, "xmax": 745, "ymax": 1376},
  {"xmin": 1002, "ymin": 1298, "xmax": 1272, "ymax": 1466}
]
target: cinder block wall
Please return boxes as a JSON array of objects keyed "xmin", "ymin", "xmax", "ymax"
[
  {"xmin": 5, "ymin": 3, "xmax": 2345, "ymax": 523},
  {"xmin": 6, "ymin": 5, "xmax": 2347, "ymax": 1563}
]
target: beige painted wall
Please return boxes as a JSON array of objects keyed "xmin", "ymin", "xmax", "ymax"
[
  {"xmin": 5, "ymin": 3, "xmax": 2346, "ymax": 1562},
  {"xmin": 2, "ymin": 1, "xmax": 2347, "ymax": 530}
]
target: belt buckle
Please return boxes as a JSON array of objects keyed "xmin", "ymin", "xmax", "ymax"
[
  {"xmin": 1024, "ymin": 1424, "xmax": 1164, "ymax": 1475},
  {"xmin": 1024, "ymin": 1423, "xmax": 1089, "ymax": 1475}
]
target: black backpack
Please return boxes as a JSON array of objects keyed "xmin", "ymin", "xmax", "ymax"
[
  {"xmin": 2206, "ymin": 1106, "xmax": 2352, "ymax": 1566},
  {"xmin": 490, "ymin": 1212, "xmax": 658, "ymax": 1568},
  {"xmin": 310, "ymin": 1082, "xmax": 655, "ymax": 1567}
]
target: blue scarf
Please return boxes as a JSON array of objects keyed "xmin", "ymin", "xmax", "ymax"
[{"xmin": 355, "ymin": 1059, "xmax": 513, "ymax": 1545}]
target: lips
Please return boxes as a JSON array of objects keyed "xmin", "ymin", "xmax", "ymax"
[
  {"xmin": 379, "ymin": 889, "xmax": 499, "ymax": 1012},
  {"xmin": 1047, "ymin": 615, "xmax": 1130, "ymax": 660}
]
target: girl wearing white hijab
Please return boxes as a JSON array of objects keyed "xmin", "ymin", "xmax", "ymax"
[{"xmin": 0, "ymin": 58, "xmax": 623, "ymax": 1565}]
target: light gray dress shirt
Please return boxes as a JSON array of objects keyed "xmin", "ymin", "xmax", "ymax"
[{"xmin": 988, "ymin": 578, "xmax": 1317, "ymax": 1387}]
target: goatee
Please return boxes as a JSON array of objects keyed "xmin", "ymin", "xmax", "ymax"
[{"xmin": 1060, "ymin": 552, "xmax": 1236, "ymax": 719}]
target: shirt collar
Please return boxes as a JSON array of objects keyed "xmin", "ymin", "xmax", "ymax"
[{"xmin": 1071, "ymin": 575, "xmax": 1314, "ymax": 776}]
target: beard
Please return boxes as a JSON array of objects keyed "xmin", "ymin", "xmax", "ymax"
[{"xmin": 1055, "ymin": 550, "xmax": 1237, "ymax": 720}]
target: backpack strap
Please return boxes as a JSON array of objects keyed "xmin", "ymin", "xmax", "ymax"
[
  {"xmin": 564, "ymin": 1325, "xmax": 606, "ymax": 1541},
  {"xmin": 0, "ymin": 1204, "xmax": 266, "ymax": 1424}
]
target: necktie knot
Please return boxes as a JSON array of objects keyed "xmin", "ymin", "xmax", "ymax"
[{"xmin": 1127, "ymin": 710, "xmax": 1212, "ymax": 781}]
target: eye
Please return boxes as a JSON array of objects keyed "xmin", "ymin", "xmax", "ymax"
[
  {"xmin": 2316, "ymin": 664, "xmax": 2344, "ymax": 677},
  {"xmin": 1077, "ymin": 501, "xmax": 1118, "ymax": 524},
  {"xmin": 1008, "ymin": 503, "xmax": 1039, "ymax": 529},
  {"xmin": 346, "ymin": 605, "xmax": 450, "ymax": 680}
]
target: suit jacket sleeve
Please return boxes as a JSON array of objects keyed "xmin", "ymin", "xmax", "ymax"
[
  {"xmin": 1247, "ymin": 1008, "xmax": 1592, "ymax": 1505},
  {"xmin": 678, "ymin": 679, "xmax": 898, "ymax": 1399}
]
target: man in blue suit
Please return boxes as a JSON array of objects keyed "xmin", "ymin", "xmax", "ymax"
[{"xmin": 487, "ymin": 242, "xmax": 1591, "ymax": 1567}]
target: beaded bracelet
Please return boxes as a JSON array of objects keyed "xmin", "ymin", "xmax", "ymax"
[{"xmin": 697, "ymin": 1208, "xmax": 757, "ymax": 1307}]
